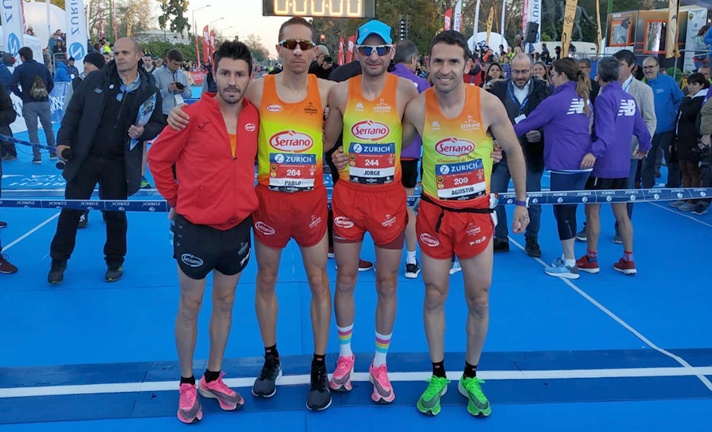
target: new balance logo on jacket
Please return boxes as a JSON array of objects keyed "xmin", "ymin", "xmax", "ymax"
[
  {"xmin": 618, "ymin": 99, "xmax": 636, "ymax": 117},
  {"xmin": 567, "ymin": 98, "xmax": 586, "ymax": 115}
]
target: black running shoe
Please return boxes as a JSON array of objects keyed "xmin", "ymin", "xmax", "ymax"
[
  {"xmin": 105, "ymin": 265, "xmax": 123, "ymax": 282},
  {"xmin": 525, "ymin": 238, "xmax": 542, "ymax": 258},
  {"xmin": 405, "ymin": 260, "xmax": 421, "ymax": 279},
  {"xmin": 252, "ymin": 358, "xmax": 282, "ymax": 398},
  {"xmin": 306, "ymin": 363, "xmax": 332, "ymax": 411},
  {"xmin": 48, "ymin": 260, "xmax": 67, "ymax": 285}
]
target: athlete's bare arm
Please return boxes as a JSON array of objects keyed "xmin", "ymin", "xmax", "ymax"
[
  {"xmin": 398, "ymin": 77, "xmax": 421, "ymax": 148},
  {"xmin": 167, "ymin": 75, "xmax": 265, "ymax": 131},
  {"xmin": 317, "ymin": 78, "xmax": 338, "ymax": 110},
  {"xmin": 323, "ymin": 81, "xmax": 348, "ymax": 153},
  {"xmin": 481, "ymin": 90, "xmax": 529, "ymax": 233},
  {"xmin": 403, "ymin": 92, "xmax": 426, "ymax": 144}
]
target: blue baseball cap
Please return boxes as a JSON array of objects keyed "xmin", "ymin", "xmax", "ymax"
[{"xmin": 357, "ymin": 20, "xmax": 393, "ymax": 45}]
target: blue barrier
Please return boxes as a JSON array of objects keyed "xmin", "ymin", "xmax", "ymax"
[{"xmin": 0, "ymin": 188, "xmax": 710, "ymax": 211}]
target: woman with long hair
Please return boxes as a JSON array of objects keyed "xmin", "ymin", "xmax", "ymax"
[{"xmin": 513, "ymin": 58, "xmax": 593, "ymax": 279}]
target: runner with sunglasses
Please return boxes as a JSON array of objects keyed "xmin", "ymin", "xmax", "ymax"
[
  {"xmin": 323, "ymin": 20, "xmax": 419, "ymax": 404},
  {"xmin": 167, "ymin": 16, "xmax": 336, "ymax": 411}
]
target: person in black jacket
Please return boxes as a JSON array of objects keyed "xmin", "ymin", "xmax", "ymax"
[
  {"xmin": 488, "ymin": 53, "xmax": 551, "ymax": 257},
  {"xmin": 671, "ymin": 72, "xmax": 709, "ymax": 211},
  {"xmin": 47, "ymin": 38, "xmax": 165, "ymax": 285},
  {"xmin": 0, "ymin": 82, "xmax": 17, "ymax": 160},
  {"xmin": 0, "ymin": 81, "xmax": 18, "ymax": 274}
]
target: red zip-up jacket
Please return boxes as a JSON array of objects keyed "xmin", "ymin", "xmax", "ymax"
[{"xmin": 149, "ymin": 93, "xmax": 259, "ymax": 230}]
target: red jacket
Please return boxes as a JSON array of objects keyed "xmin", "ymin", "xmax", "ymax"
[{"xmin": 149, "ymin": 93, "xmax": 259, "ymax": 230}]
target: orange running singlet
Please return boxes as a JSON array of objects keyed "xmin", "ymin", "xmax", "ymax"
[
  {"xmin": 257, "ymin": 74, "xmax": 324, "ymax": 191},
  {"xmin": 340, "ymin": 74, "xmax": 403, "ymax": 187},
  {"xmin": 421, "ymin": 85, "xmax": 494, "ymax": 209}
]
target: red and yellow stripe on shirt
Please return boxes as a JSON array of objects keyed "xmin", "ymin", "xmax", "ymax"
[
  {"xmin": 421, "ymin": 85, "xmax": 493, "ymax": 209},
  {"xmin": 257, "ymin": 74, "xmax": 324, "ymax": 190},
  {"xmin": 340, "ymin": 74, "xmax": 402, "ymax": 187}
]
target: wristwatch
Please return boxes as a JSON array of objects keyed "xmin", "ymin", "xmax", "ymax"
[{"xmin": 514, "ymin": 197, "xmax": 530, "ymax": 208}]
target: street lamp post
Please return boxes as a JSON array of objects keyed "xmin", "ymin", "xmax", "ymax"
[
  {"xmin": 209, "ymin": 17, "xmax": 225, "ymax": 32},
  {"xmin": 192, "ymin": 4, "xmax": 211, "ymax": 33}
]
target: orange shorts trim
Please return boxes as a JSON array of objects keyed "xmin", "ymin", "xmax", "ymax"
[
  {"xmin": 416, "ymin": 199, "xmax": 494, "ymax": 260},
  {"xmin": 332, "ymin": 181, "xmax": 407, "ymax": 248},
  {"xmin": 252, "ymin": 185, "xmax": 328, "ymax": 249}
]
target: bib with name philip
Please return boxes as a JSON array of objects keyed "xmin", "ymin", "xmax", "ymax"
[
  {"xmin": 258, "ymin": 74, "xmax": 324, "ymax": 192},
  {"xmin": 340, "ymin": 74, "xmax": 402, "ymax": 186},
  {"xmin": 422, "ymin": 85, "xmax": 493, "ymax": 208}
]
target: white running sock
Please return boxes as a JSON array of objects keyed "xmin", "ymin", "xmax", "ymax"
[
  {"xmin": 373, "ymin": 331, "xmax": 392, "ymax": 367},
  {"xmin": 406, "ymin": 250, "xmax": 417, "ymax": 265},
  {"xmin": 337, "ymin": 324, "xmax": 353, "ymax": 357}
]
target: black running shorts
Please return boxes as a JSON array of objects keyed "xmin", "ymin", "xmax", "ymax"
[
  {"xmin": 585, "ymin": 176, "xmax": 628, "ymax": 191},
  {"xmin": 400, "ymin": 159, "xmax": 419, "ymax": 189},
  {"xmin": 173, "ymin": 214, "xmax": 252, "ymax": 280}
]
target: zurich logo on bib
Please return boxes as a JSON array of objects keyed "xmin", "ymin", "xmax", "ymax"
[
  {"xmin": 7, "ymin": 33, "xmax": 21, "ymax": 57},
  {"xmin": 69, "ymin": 43, "xmax": 86, "ymax": 62}
]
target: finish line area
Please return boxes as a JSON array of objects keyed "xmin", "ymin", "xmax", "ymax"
[{"xmin": 1, "ymin": 128, "xmax": 711, "ymax": 431}]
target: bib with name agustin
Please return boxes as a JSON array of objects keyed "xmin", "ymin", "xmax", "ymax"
[
  {"xmin": 257, "ymin": 74, "xmax": 324, "ymax": 191},
  {"xmin": 340, "ymin": 74, "xmax": 402, "ymax": 186},
  {"xmin": 421, "ymin": 85, "xmax": 493, "ymax": 209}
]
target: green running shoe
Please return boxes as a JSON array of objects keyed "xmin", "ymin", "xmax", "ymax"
[
  {"xmin": 458, "ymin": 376, "xmax": 491, "ymax": 417},
  {"xmin": 416, "ymin": 376, "xmax": 449, "ymax": 416}
]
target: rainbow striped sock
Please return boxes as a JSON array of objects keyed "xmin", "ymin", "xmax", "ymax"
[
  {"xmin": 373, "ymin": 331, "xmax": 392, "ymax": 367},
  {"xmin": 337, "ymin": 324, "xmax": 353, "ymax": 357}
]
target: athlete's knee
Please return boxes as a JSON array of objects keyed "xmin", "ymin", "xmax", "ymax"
[
  {"xmin": 306, "ymin": 269, "xmax": 329, "ymax": 294},
  {"xmin": 178, "ymin": 295, "xmax": 203, "ymax": 320},
  {"xmin": 256, "ymin": 267, "xmax": 279, "ymax": 290},
  {"xmin": 376, "ymin": 275, "xmax": 398, "ymax": 300},
  {"xmin": 424, "ymin": 284, "xmax": 448, "ymax": 310},
  {"xmin": 212, "ymin": 291, "xmax": 236, "ymax": 312},
  {"xmin": 465, "ymin": 286, "xmax": 490, "ymax": 312},
  {"xmin": 336, "ymin": 268, "xmax": 358, "ymax": 291}
]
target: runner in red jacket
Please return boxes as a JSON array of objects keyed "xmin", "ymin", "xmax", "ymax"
[{"xmin": 148, "ymin": 41, "xmax": 258, "ymax": 425}]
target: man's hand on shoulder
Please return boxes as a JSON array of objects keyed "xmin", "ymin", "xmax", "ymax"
[{"xmin": 168, "ymin": 104, "xmax": 189, "ymax": 131}]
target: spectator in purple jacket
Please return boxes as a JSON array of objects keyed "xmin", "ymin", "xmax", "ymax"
[
  {"xmin": 390, "ymin": 39, "xmax": 430, "ymax": 279},
  {"xmin": 514, "ymin": 58, "xmax": 593, "ymax": 280},
  {"xmin": 576, "ymin": 56, "xmax": 651, "ymax": 276}
]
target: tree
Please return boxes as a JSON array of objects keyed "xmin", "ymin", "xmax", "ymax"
[
  {"xmin": 84, "ymin": 0, "xmax": 156, "ymax": 41},
  {"xmin": 157, "ymin": 0, "xmax": 190, "ymax": 34},
  {"xmin": 243, "ymin": 34, "xmax": 269, "ymax": 63}
]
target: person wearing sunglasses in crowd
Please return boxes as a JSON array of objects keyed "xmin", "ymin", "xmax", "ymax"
[
  {"xmin": 323, "ymin": 20, "xmax": 420, "ymax": 404},
  {"xmin": 168, "ymin": 16, "xmax": 336, "ymax": 412}
]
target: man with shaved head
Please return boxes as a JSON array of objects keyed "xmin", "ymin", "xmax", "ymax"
[
  {"xmin": 47, "ymin": 37, "xmax": 164, "ymax": 284},
  {"xmin": 487, "ymin": 53, "xmax": 551, "ymax": 257}
]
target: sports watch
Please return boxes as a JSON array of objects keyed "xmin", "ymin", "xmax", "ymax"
[{"xmin": 514, "ymin": 197, "xmax": 530, "ymax": 208}]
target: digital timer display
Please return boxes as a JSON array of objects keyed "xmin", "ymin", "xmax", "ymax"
[{"xmin": 263, "ymin": 0, "xmax": 376, "ymax": 18}]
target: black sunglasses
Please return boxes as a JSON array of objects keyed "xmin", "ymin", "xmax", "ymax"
[
  {"xmin": 279, "ymin": 39, "xmax": 316, "ymax": 50},
  {"xmin": 357, "ymin": 45, "xmax": 394, "ymax": 57}
]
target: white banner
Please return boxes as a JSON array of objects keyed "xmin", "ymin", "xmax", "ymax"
[
  {"xmin": 65, "ymin": 0, "xmax": 89, "ymax": 74},
  {"xmin": 525, "ymin": 0, "xmax": 542, "ymax": 43},
  {"xmin": 2, "ymin": 0, "xmax": 25, "ymax": 61},
  {"xmin": 453, "ymin": 0, "xmax": 463, "ymax": 32},
  {"xmin": 686, "ymin": 8, "xmax": 708, "ymax": 72},
  {"xmin": 473, "ymin": 0, "xmax": 482, "ymax": 41}
]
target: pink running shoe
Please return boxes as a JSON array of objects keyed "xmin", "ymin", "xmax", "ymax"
[
  {"xmin": 198, "ymin": 374, "xmax": 244, "ymax": 411},
  {"xmin": 329, "ymin": 355, "xmax": 355, "ymax": 391},
  {"xmin": 369, "ymin": 362, "xmax": 395, "ymax": 403},
  {"xmin": 177, "ymin": 383, "xmax": 203, "ymax": 424}
]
